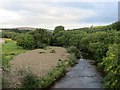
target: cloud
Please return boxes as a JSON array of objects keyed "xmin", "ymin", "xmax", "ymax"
[
  {"xmin": 0, "ymin": 0, "xmax": 119, "ymax": 2},
  {"xmin": 0, "ymin": 0, "xmax": 118, "ymax": 29}
]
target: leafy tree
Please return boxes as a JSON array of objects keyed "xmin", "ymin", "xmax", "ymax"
[
  {"xmin": 53, "ymin": 26, "xmax": 65, "ymax": 35},
  {"xmin": 2, "ymin": 31, "xmax": 18, "ymax": 40},
  {"xmin": 16, "ymin": 33, "xmax": 35, "ymax": 49},
  {"xmin": 30, "ymin": 28, "xmax": 52, "ymax": 48}
]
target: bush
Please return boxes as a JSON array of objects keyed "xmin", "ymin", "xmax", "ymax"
[
  {"xmin": 2, "ymin": 77, "xmax": 10, "ymax": 88},
  {"xmin": 21, "ymin": 72, "xmax": 40, "ymax": 89},
  {"xmin": 88, "ymin": 42, "xmax": 107, "ymax": 63},
  {"xmin": 68, "ymin": 54, "xmax": 78, "ymax": 66},
  {"xmin": 16, "ymin": 29, "xmax": 52, "ymax": 49},
  {"xmin": 100, "ymin": 44, "xmax": 120, "ymax": 88},
  {"xmin": 2, "ymin": 31, "xmax": 18, "ymax": 40},
  {"xmin": 67, "ymin": 46, "xmax": 81, "ymax": 58},
  {"xmin": 30, "ymin": 29, "xmax": 52, "ymax": 48},
  {"xmin": 16, "ymin": 33, "xmax": 35, "ymax": 49}
]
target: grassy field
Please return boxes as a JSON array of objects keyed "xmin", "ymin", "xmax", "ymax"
[{"xmin": 2, "ymin": 39, "xmax": 27, "ymax": 68}]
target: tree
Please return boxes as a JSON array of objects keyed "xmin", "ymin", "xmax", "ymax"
[
  {"xmin": 53, "ymin": 26, "xmax": 65, "ymax": 35},
  {"xmin": 16, "ymin": 33, "xmax": 35, "ymax": 49},
  {"xmin": 30, "ymin": 28, "xmax": 51, "ymax": 48}
]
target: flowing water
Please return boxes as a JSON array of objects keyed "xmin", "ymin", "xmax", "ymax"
[{"xmin": 52, "ymin": 52, "xmax": 104, "ymax": 88}]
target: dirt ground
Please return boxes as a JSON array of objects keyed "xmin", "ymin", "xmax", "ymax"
[
  {"xmin": 3, "ymin": 46, "xmax": 69, "ymax": 88},
  {"xmin": 10, "ymin": 46, "xmax": 69, "ymax": 77}
]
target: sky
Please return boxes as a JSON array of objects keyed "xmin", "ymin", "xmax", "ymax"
[{"xmin": 0, "ymin": 0, "xmax": 119, "ymax": 29}]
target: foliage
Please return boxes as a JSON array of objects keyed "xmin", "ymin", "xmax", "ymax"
[
  {"xmin": 2, "ymin": 77, "xmax": 9, "ymax": 88},
  {"xmin": 30, "ymin": 28, "xmax": 52, "ymax": 48},
  {"xmin": 67, "ymin": 46, "xmax": 81, "ymax": 58},
  {"xmin": 2, "ymin": 21, "xmax": 120, "ymax": 88},
  {"xmin": 2, "ymin": 31, "xmax": 18, "ymax": 40},
  {"xmin": 2, "ymin": 29, "xmax": 31, "ymax": 40},
  {"xmin": 51, "ymin": 21, "xmax": 120, "ymax": 88},
  {"xmin": 21, "ymin": 72, "xmax": 40, "ymax": 89},
  {"xmin": 88, "ymin": 42, "xmax": 107, "ymax": 62},
  {"xmin": 16, "ymin": 33, "xmax": 35, "ymax": 49},
  {"xmin": 53, "ymin": 25, "xmax": 65, "ymax": 35},
  {"xmin": 100, "ymin": 44, "xmax": 120, "ymax": 88}
]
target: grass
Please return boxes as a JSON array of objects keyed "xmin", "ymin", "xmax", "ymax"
[
  {"xmin": 21, "ymin": 72, "xmax": 40, "ymax": 89},
  {"xmin": 2, "ymin": 39, "xmax": 28, "ymax": 69}
]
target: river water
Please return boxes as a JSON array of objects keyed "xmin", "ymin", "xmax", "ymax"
[{"xmin": 52, "ymin": 58, "xmax": 104, "ymax": 88}]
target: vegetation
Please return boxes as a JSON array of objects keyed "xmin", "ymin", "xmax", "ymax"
[
  {"xmin": 53, "ymin": 25, "xmax": 65, "ymax": 35},
  {"xmin": 101, "ymin": 44, "xmax": 120, "ymax": 88},
  {"xmin": 2, "ymin": 21, "xmax": 120, "ymax": 88},
  {"xmin": 67, "ymin": 46, "xmax": 81, "ymax": 58},
  {"xmin": 2, "ymin": 39, "xmax": 27, "ymax": 69},
  {"xmin": 16, "ymin": 33, "xmax": 34, "ymax": 49},
  {"xmin": 51, "ymin": 21, "xmax": 120, "ymax": 88},
  {"xmin": 21, "ymin": 72, "xmax": 40, "ymax": 89},
  {"xmin": 30, "ymin": 28, "xmax": 52, "ymax": 48},
  {"xmin": 15, "ymin": 28, "xmax": 52, "ymax": 49}
]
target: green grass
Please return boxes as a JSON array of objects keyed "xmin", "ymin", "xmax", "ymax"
[{"xmin": 2, "ymin": 39, "xmax": 27, "ymax": 69}]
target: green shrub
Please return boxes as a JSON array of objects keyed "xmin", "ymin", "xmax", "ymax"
[
  {"xmin": 30, "ymin": 29, "xmax": 52, "ymax": 48},
  {"xmin": 2, "ymin": 31, "xmax": 18, "ymax": 40},
  {"xmin": 21, "ymin": 72, "xmax": 40, "ymax": 89},
  {"xmin": 68, "ymin": 54, "xmax": 78, "ymax": 66},
  {"xmin": 101, "ymin": 44, "xmax": 120, "ymax": 88},
  {"xmin": 88, "ymin": 42, "xmax": 107, "ymax": 63},
  {"xmin": 2, "ymin": 77, "xmax": 10, "ymax": 88},
  {"xmin": 39, "ymin": 66, "xmax": 67, "ymax": 88},
  {"xmin": 16, "ymin": 33, "xmax": 35, "ymax": 49},
  {"xmin": 67, "ymin": 46, "xmax": 80, "ymax": 58}
]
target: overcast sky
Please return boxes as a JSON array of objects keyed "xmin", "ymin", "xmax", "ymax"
[{"xmin": 0, "ymin": 0, "xmax": 119, "ymax": 29}]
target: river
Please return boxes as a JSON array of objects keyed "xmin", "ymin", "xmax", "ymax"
[{"xmin": 52, "ymin": 56, "xmax": 104, "ymax": 88}]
